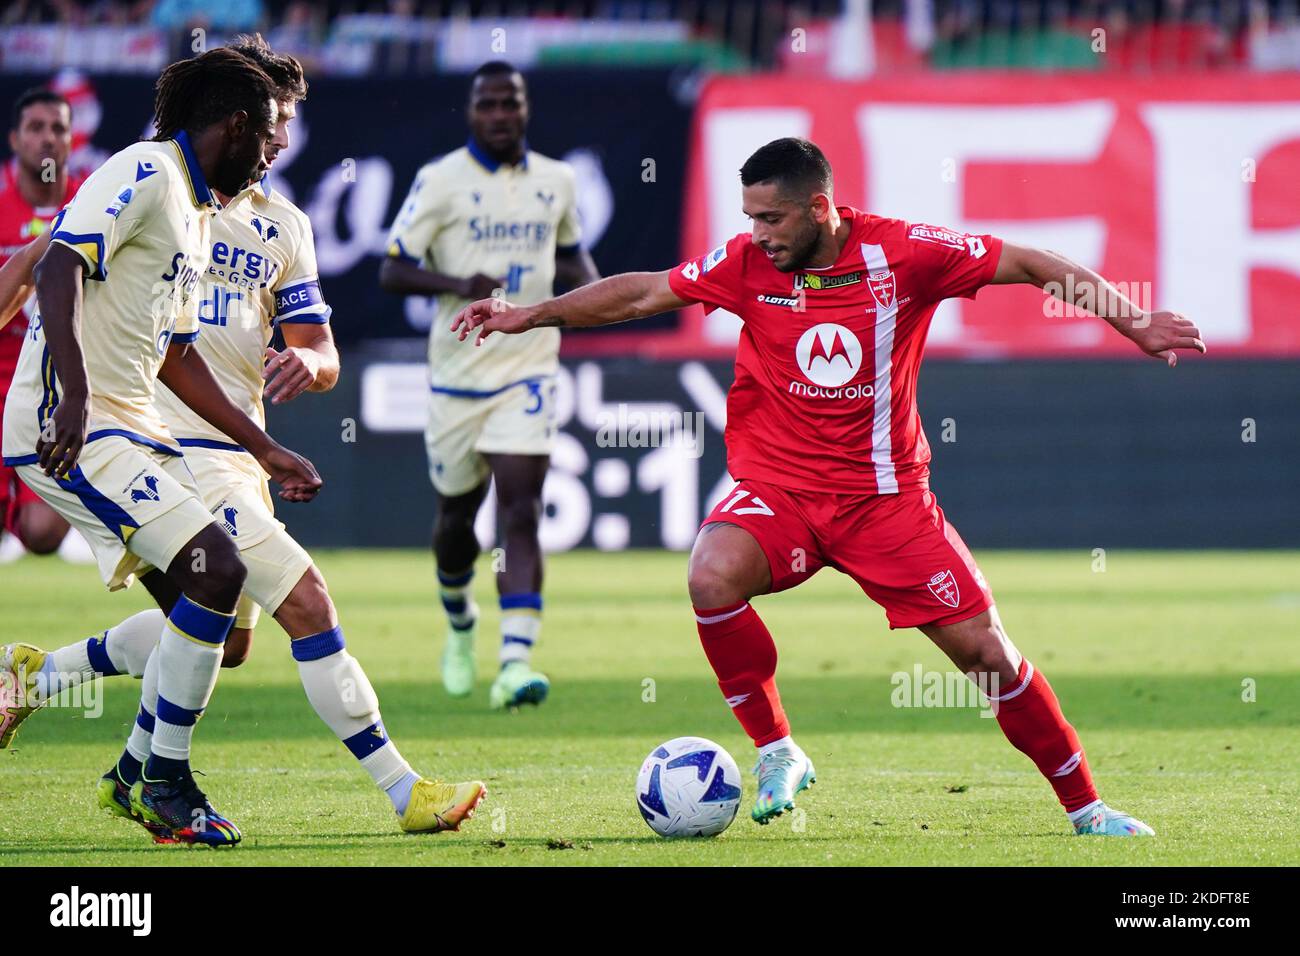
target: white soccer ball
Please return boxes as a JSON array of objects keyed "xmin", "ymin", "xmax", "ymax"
[{"xmin": 636, "ymin": 736, "xmax": 743, "ymax": 838}]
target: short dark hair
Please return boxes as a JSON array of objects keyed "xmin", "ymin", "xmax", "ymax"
[
  {"xmin": 227, "ymin": 33, "xmax": 308, "ymax": 104},
  {"xmin": 11, "ymin": 88, "xmax": 71, "ymax": 132},
  {"xmin": 151, "ymin": 47, "xmax": 276, "ymax": 141},
  {"xmin": 740, "ymin": 137, "xmax": 833, "ymax": 198},
  {"xmin": 471, "ymin": 60, "xmax": 524, "ymax": 87}
]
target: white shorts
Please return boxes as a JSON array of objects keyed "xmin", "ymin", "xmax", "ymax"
[
  {"xmin": 181, "ymin": 443, "xmax": 313, "ymax": 629},
  {"xmin": 16, "ymin": 435, "xmax": 213, "ymax": 591},
  {"xmin": 425, "ymin": 378, "xmax": 557, "ymax": 496}
]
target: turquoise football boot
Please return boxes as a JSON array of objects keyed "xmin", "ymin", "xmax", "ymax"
[
  {"xmin": 751, "ymin": 742, "xmax": 816, "ymax": 824},
  {"xmin": 488, "ymin": 661, "xmax": 549, "ymax": 710},
  {"xmin": 1072, "ymin": 801, "xmax": 1155, "ymax": 837}
]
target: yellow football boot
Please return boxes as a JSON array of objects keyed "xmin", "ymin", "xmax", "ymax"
[
  {"xmin": 398, "ymin": 778, "xmax": 487, "ymax": 833},
  {"xmin": 0, "ymin": 642, "xmax": 48, "ymax": 748}
]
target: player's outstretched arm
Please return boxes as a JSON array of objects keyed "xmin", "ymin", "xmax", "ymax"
[
  {"xmin": 264, "ymin": 322, "xmax": 340, "ymax": 405},
  {"xmin": 158, "ymin": 343, "xmax": 322, "ymax": 502},
  {"xmin": 378, "ymin": 256, "xmax": 503, "ymax": 301},
  {"xmin": 0, "ymin": 232, "xmax": 50, "ymax": 332},
  {"xmin": 992, "ymin": 241, "xmax": 1206, "ymax": 367},
  {"xmin": 32, "ymin": 242, "xmax": 92, "ymax": 478},
  {"xmin": 451, "ymin": 270, "xmax": 687, "ymax": 346}
]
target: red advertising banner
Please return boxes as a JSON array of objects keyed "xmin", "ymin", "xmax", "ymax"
[{"xmin": 651, "ymin": 73, "xmax": 1300, "ymax": 359}]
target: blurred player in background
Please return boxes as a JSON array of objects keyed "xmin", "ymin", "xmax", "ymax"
[
  {"xmin": 453, "ymin": 137, "xmax": 1208, "ymax": 836},
  {"xmin": 380, "ymin": 60, "xmax": 599, "ymax": 710},
  {"xmin": 0, "ymin": 88, "xmax": 85, "ymax": 561},
  {"xmin": 0, "ymin": 47, "xmax": 324, "ymax": 846},
  {"xmin": 0, "ymin": 37, "xmax": 486, "ymax": 842}
]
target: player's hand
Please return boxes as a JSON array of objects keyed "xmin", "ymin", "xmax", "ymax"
[
  {"xmin": 263, "ymin": 346, "xmax": 321, "ymax": 405},
  {"xmin": 257, "ymin": 443, "xmax": 322, "ymax": 503},
  {"xmin": 458, "ymin": 273, "xmax": 505, "ymax": 301},
  {"xmin": 1123, "ymin": 311, "xmax": 1206, "ymax": 367},
  {"xmin": 36, "ymin": 392, "xmax": 89, "ymax": 479},
  {"xmin": 450, "ymin": 297, "xmax": 535, "ymax": 346}
]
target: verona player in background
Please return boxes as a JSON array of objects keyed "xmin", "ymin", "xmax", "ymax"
[
  {"xmin": 0, "ymin": 48, "xmax": 323, "ymax": 846},
  {"xmin": 380, "ymin": 61, "xmax": 599, "ymax": 710},
  {"xmin": 453, "ymin": 138, "xmax": 1208, "ymax": 836},
  {"xmin": 0, "ymin": 36, "xmax": 486, "ymax": 841},
  {"xmin": 0, "ymin": 88, "xmax": 84, "ymax": 560}
]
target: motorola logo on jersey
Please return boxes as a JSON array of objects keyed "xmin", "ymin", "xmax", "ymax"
[{"xmin": 795, "ymin": 323, "xmax": 863, "ymax": 387}]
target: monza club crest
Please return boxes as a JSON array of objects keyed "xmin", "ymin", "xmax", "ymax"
[
  {"xmin": 868, "ymin": 270, "xmax": 896, "ymax": 310},
  {"xmin": 926, "ymin": 570, "xmax": 960, "ymax": 609}
]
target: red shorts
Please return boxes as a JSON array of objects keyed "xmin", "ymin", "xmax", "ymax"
[
  {"xmin": 702, "ymin": 479, "xmax": 994, "ymax": 629},
  {"xmin": 0, "ymin": 369, "xmax": 40, "ymax": 535},
  {"xmin": 0, "ymin": 463, "xmax": 41, "ymax": 536}
]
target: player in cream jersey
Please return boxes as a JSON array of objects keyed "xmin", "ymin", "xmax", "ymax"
[
  {"xmin": 2, "ymin": 36, "xmax": 487, "ymax": 842},
  {"xmin": 0, "ymin": 48, "xmax": 326, "ymax": 845},
  {"xmin": 389, "ymin": 143, "xmax": 578, "ymax": 392},
  {"xmin": 381, "ymin": 61, "xmax": 598, "ymax": 710},
  {"xmin": 153, "ymin": 172, "xmax": 331, "ymax": 638},
  {"xmin": 2, "ymin": 135, "xmax": 210, "ymax": 473}
]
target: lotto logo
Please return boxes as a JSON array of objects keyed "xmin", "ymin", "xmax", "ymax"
[{"xmin": 681, "ymin": 261, "xmax": 700, "ymax": 282}]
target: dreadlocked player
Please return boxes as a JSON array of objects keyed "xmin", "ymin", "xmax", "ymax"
[
  {"xmin": 1, "ymin": 37, "xmax": 487, "ymax": 845},
  {"xmin": 0, "ymin": 47, "xmax": 323, "ymax": 845}
]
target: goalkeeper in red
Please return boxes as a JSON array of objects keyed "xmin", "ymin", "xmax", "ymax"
[{"xmin": 454, "ymin": 138, "xmax": 1206, "ymax": 836}]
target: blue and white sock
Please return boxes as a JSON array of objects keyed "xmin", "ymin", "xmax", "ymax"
[
  {"xmin": 147, "ymin": 596, "xmax": 233, "ymax": 781},
  {"xmin": 291, "ymin": 626, "xmax": 419, "ymax": 816},
  {"xmin": 438, "ymin": 566, "xmax": 478, "ymax": 631},
  {"xmin": 35, "ymin": 610, "xmax": 165, "ymax": 700},
  {"xmin": 499, "ymin": 592, "xmax": 542, "ymax": 667},
  {"xmin": 119, "ymin": 646, "xmax": 160, "ymax": 786}
]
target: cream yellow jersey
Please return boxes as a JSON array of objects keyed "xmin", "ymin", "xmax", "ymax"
[
  {"xmin": 154, "ymin": 177, "xmax": 331, "ymax": 450},
  {"xmin": 385, "ymin": 142, "xmax": 581, "ymax": 395},
  {"xmin": 2, "ymin": 132, "xmax": 215, "ymax": 466}
]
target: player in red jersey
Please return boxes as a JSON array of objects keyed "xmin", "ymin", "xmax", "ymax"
[
  {"xmin": 0, "ymin": 87, "xmax": 84, "ymax": 555},
  {"xmin": 452, "ymin": 138, "xmax": 1206, "ymax": 836}
]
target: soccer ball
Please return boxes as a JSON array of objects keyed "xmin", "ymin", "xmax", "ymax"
[{"xmin": 635, "ymin": 736, "xmax": 743, "ymax": 838}]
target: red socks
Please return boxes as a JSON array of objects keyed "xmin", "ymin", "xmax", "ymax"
[
  {"xmin": 694, "ymin": 602, "xmax": 789, "ymax": 746},
  {"xmin": 992, "ymin": 659, "xmax": 1099, "ymax": 812},
  {"xmin": 695, "ymin": 602, "xmax": 1097, "ymax": 813}
]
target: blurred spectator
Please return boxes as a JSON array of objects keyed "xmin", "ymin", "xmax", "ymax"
[
  {"xmin": 266, "ymin": 0, "xmax": 326, "ymax": 71},
  {"xmin": 1, "ymin": 0, "xmax": 1297, "ymax": 74},
  {"xmin": 150, "ymin": 0, "xmax": 265, "ymax": 32}
]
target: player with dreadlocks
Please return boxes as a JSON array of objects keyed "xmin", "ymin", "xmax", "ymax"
[
  {"xmin": 1, "ymin": 35, "xmax": 489, "ymax": 843},
  {"xmin": 0, "ymin": 47, "xmax": 322, "ymax": 845}
]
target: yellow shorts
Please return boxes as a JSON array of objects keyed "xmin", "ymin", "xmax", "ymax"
[
  {"xmin": 181, "ymin": 443, "xmax": 313, "ymax": 629},
  {"xmin": 425, "ymin": 378, "xmax": 557, "ymax": 496},
  {"xmin": 16, "ymin": 435, "xmax": 213, "ymax": 591}
]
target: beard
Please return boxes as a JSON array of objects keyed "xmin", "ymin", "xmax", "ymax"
[
  {"xmin": 211, "ymin": 140, "xmax": 264, "ymax": 196},
  {"xmin": 776, "ymin": 217, "xmax": 824, "ymax": 273}
]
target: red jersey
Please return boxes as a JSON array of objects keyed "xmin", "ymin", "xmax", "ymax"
[
  {"xmin": 668, "ymin": 207, "xmax": 1002, "ymax": 495},
  {"xmin": 0, "ymin": 161, "xmax": 84, "ymax": 379}
]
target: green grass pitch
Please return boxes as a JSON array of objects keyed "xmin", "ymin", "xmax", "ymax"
[{"xmin": 2, "ymin": 549, "xmax": 1297, "ymax": 866}]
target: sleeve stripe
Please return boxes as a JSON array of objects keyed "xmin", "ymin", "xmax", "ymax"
[
  {"xmin": 171, "ymin": 330, "xmax": 200, "ymax": 344},
  {"xmin": 50, "ymin": 231, "xmax": 107, "ymax": 281},
  {"xmin": 277, "ymin": 306, "xmax": 333, "ymax": 326},
  {"xmin": 556, "ymin": 243, "xmax": 581, "ymax": 256},
  {"xmin": 385, "ymin": 238, "xmax": 420, "ymax": 263}
]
